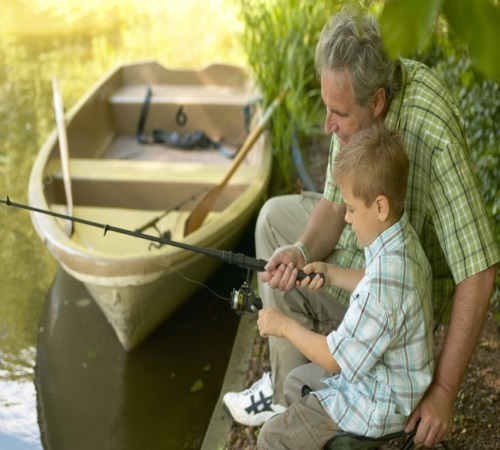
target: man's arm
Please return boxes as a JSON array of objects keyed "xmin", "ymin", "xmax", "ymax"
[
  {"xmin": 298, "ymin": 197, "xmax": 346, "ymax": 263},
  {"xmin": 407, "ymin": 264, "xmax": 498, "ymax": 446},
  {"xmin": 262, "ymin": 197, "xmax": 347, "ymax": 291}
]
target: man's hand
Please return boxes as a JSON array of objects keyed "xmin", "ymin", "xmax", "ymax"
[
  {"xmin": 260, "ymin": 245, "xmax": 303, "ymax": 292},
  {"xmin": 408, "ymin": 266, "xmax": 498, "ymax": 447},
  {"xmin": 406, "ymin": 382, "xmax": 454, "ymax": 447}
]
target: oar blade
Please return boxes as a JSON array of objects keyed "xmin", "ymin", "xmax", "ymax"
[{"xmin": 183, "ymin": 185, "xmax": 223, "ymax": 236}]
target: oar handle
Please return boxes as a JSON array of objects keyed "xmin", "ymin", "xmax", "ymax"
[
  {"xmin": 52, "ymin": 77, "xmax": 74, "ymax": 236},
  {"xmin": 183, "ymin": 88, "xmax": 288, "ymax": 236},
  {"xmin": 219, "ymin": 88, "xmax": 288, "ymax": 188}
]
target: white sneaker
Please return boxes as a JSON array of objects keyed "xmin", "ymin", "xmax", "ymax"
[{"xmin": 222, "ymin": 372, "xmax": 286, "ymax": 427}]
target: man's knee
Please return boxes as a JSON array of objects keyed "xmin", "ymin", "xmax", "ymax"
[
  {"xmin": 255, "ymin": 197, "xmax": 283, "ymax": 239},
  {"xmin": 283, "ymin": 368, "xmax": 307, "ymax": 406},
  {"xmin": 284, "ymin": 363, "xmax": 332, "ymax": 406}
]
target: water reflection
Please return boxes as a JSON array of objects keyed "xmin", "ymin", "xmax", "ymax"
[
  {"xmin": 0, "ymin": 352, "xmax": 40, "ymax": 449},
  {"xmin": 0, "ymin": 1, "xmax": 245, "ymax": 448},
  {"xmin": 35, "ymin": 266, "xmax": 242, "ymax": 449}
]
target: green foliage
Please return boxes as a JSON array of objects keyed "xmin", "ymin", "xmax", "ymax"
[
  {"xmin": 412, "ymin": 28, "xmax": 500, "ymax": 309},
  {"xmin": 379, "ymin": 0, "xmax": 500, "ymax": 81},
  {"xmin": 380, "ymin": 0, "xmax": 441, "ymax": 57},
  {"xmin": 238, "ymin": 0, "xmax": 337, "ymax": 191}
]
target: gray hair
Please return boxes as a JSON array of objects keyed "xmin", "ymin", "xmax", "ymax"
[{"xmin": 315, "ymin": 7, "xmax": 401, "ymax": 106}]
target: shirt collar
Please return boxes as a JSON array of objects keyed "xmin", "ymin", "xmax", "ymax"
[
  {"xmin": 365, "ymin": 211, "xmax": 408, "ymax": 266},
  {"xmin": 384, "ymin": 58, "xmax": 407, "ymax": 129}
]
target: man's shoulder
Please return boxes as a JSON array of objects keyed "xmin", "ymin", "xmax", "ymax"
[
  {"xmin": 395, "ymin": 58, "xmax": 465, "ymax": 144},
  {"xmin": 400, "ymin": 57, "xmax": 437, "ymax": 81},
  {"xmin": 400, "ymin": 57, "xmax": 454, "ymax": 104}
]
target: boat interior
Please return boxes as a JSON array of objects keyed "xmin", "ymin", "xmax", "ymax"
[{"xmin": 37, "ymin": 63, "xmax": 265, "ymax": 249}]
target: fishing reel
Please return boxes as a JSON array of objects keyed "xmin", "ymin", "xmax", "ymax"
[{"xmin": 230, "ymin": 281, "xmax": 262, "ymax": 315}]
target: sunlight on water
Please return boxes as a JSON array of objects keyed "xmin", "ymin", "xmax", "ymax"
[
  {"xmin": 0, "ymin": 0, "xmax": 244, "ymax": 67},
  {"xmin": 0, "ymin": 348, "xmax": 39, "ymax": 449},
  {"xmin": 0, "ymin": 1, "xmax": 245, "ymax": 448}
]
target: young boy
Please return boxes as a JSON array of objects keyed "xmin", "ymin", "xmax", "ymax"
[{"xmin": 256, "ymin": 122, "xmax": 434, "ymax": 449}]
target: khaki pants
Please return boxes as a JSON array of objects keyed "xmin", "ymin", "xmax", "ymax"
[
  {"xmin": 257, "ymin": 392, "xmax": 341, "ymax": 450},
  {"xmin": 255, "ymin": 193, "xmax": 347, "ymax": 405},
  {"xmin": 283, "ymin": 362, "xmax": 333, "ymax": 406}
]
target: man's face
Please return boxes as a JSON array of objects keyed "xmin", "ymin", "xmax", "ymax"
[{"xmin": 321, "ymin": 70, "xmax": 378, "ymax": 147}]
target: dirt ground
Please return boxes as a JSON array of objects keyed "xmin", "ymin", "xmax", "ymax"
[{"xmin": 224, "ymin": 137, "xmax": 500, "ymax": 449}]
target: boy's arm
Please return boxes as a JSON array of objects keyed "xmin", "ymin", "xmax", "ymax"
[
  {"xmin": 301, "ymin": 262, "xmax": 364, "ymax": 292},
  {"xmin": 258, "ymin": 308, "xmax": 340, "ymax": 373}
]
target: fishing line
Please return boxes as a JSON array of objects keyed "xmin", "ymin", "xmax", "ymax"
[{"xmin": 153, "ymin": 258, "xmax": 230, "ymax": 303}]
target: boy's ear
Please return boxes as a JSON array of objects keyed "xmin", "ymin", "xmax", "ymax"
[{"xmin": 376, "ymin": 195, "xmax": 390, "ymax": 221}]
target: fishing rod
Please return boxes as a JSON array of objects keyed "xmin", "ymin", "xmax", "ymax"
[
  {"xmin": 134, "ymin": 187, "xmax": 209, "ymax": 233},
  {"xmin": 1, "ymin": 196, "xmax": 324, "ymax": 314}
]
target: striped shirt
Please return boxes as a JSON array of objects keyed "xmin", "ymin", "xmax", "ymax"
[
  {"xmin": 323, "ymin": 58, "xmax": 499, "ymax": 323},
  {"xmin": 315, "ymin": 212, "xmax": 434, "ymax": 437}
]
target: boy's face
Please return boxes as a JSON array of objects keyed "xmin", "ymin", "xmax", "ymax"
[{"xmin": 340, "ymin": 184, "xmax": 382, "ymax": 247}]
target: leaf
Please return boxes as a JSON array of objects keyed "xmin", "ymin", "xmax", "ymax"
[
  {"xmin": 479, "ymin": 339, "xmax": 499, "ymax": 350},
  {"xmin": 380, "ymin": 0, "xmax": 443, "ymax": 58},
  {"xmin": 443, "ymin": 0, "xmax": 500, "ymax": 80},
  {"xmin": 189, "ymin": 379, "xmax": 204, "ymax": 393},
  {"xmin": 76, "ymin": 298, "xmax": 92, "ymax": 308}
]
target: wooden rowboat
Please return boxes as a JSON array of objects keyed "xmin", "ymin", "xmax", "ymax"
[{"xmin": 28, "ymin": 61, "xmax": 272, "ymax": 351}]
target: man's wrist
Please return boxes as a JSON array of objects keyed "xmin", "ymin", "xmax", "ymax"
[{"xmin": 294, "ymin": 241, "xmax": 310, "ymax": 265}]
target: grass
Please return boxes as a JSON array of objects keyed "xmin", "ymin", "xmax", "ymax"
[{"xmin": 238, "ymin": 0, "xmax": 338, "ymax": 191}]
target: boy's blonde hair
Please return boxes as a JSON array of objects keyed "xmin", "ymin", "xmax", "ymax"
[{"xmin": 332, "ymin": 122, "xmax": 409, "ymax": 215}]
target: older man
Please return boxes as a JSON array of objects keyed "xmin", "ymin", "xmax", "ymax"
[{"xmin": 223, "ymin": 6, "xmax": 499, "ymax": 448}]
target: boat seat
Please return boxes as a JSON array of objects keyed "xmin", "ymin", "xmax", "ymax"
[
  {"xmin": 45, "ymin": 157, "xmax": 254, "ymax": 210},
  {"xmin": 47, "ymin": 158, "xmax": 253, "ymax": 185},
  {"xmin": 109, "ymin": 84, "xmax": 258, "ymax": 138},
  {"xmin": 109, "ymin": 84, "xmax": 254, "ymax": 107}
]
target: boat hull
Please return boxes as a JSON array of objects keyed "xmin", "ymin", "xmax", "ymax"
[{"xmin": 28, "ymin": 61, "xmax": 271, "ymax": 350}]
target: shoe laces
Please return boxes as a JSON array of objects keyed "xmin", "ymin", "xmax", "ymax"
[{"xmin": 244, "ymin": 372, "xmax": 271, "ymax": 395}]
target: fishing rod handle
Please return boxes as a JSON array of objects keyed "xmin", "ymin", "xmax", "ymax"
[{"xmin": 238, "ymin": 254, "xmax": 325, "ymax": 283}]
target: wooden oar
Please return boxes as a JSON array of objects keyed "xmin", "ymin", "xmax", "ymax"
[
  {"xmin": 183, "ymin": 89, "xmax": 287, "ymax": 236},
  {"xmin": 52, "ymin": 77, "xmax": 74, "ymax": 236}
]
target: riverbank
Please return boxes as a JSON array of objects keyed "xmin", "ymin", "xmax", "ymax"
[{"xmin": 201, "ymin": 313, "xmax": 263, "ymax": 450}]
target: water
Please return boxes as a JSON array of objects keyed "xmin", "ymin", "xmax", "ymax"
[{"xmin": 0, "ymin": 1, "xmax": 246, "ymax": 448}]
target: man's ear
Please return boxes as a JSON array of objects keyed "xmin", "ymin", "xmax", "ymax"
[
  {"xmin": 376, "ymin": 195, "xmax": 390, "ymax": 221},
  {"xmin": 372, "ymin": 87, "xmax": 386, "ymax": 118}
]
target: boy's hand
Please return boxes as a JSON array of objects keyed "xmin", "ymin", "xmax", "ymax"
[
  {"xmin": 257, "ymin": 308, "xmax": 290, "ymax": 338},
  {"xmin": 298, "ymin": 262, "xmax": 329, "ymax": 290}
]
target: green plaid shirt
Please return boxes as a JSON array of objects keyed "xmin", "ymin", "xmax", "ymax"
[{"xmin": 323, "ymin": 58, "xmax": 499, "ymax": 323}]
